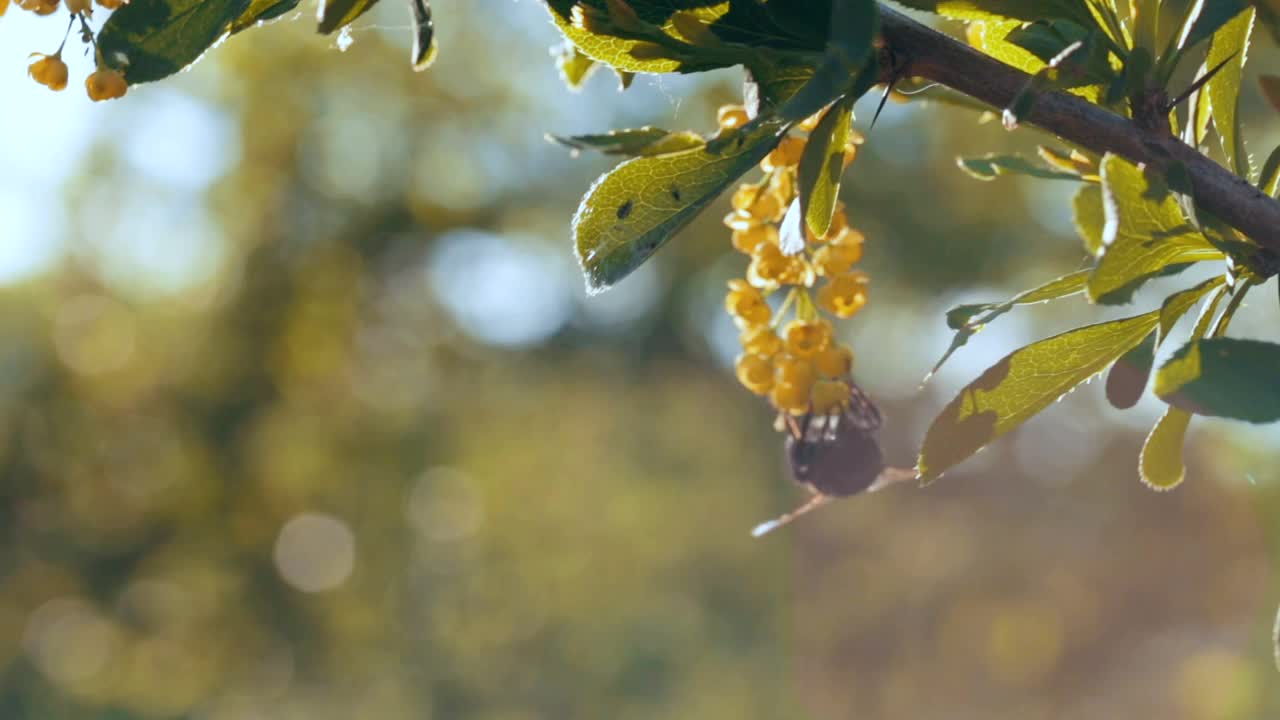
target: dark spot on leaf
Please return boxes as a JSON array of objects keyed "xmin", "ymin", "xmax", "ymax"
[
  {"xmin": 670, "ymin": 185, "xmax": 682, "ymax": 202},
  {"xmin": 617, "ymin": 200, "xmax": 634, "ymax": 220}
]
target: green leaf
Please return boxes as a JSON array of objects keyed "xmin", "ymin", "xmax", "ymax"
[
  {"xmin": 550, "ymin": 127, "xmax": 705, "ymax": 157},
  {"xmin": 745, "ymin": 59, "xmax": 817, "ymax": 113},
  {"xmin": 1258, "ymin": 144, "xmax": 1280, "ymax": 197},
  {"xmin": 774, "ymin": 0, "xmax": 880, "ymax": 124},
  {"xmin": 919, "ymin": 310, "xmax": 1161, "ymax": 480},
  {"xmin": 556, "ymin": 42, "xmax": 601, "ymax": 90},
  {"xmin": 543, "ymin": 1, "xmax": 815, "ymax": 75},
  {"xmin": 1206, "ymin": 8, "xmax": 1256, "ymax": 179},
  {"xmin": 797, "ymin": 94, "xmax": 855, "ymax": 239},
  {"xmin": 1178, "ymin": 1, "xmax": 1248, "ymax": 51},
  {"xmin": 97, "ymin": 0, "xmax": 252, "ymax": 83},
  {"xmin": 957, "ymin": 154, "xmax": 1083, "ymax": 181},
  {"xmin": 924, "ymin": 269, "xmax": 1091, "ymax": 383},
  {"xmin": 1139, "ymin": 408, "xmax": 1193, "ymax": 490},
  {"xmin": 318, "ymin": 0, "xmax": 378, "ymax": 34},
  {"xmin": 229, "ymin": 0, "xmax": 299, "ymax": 34},
  {"xmin": 574, "ymin": 119, "xmax": 785, "ymax": 292},
  {"xmin": 892, "ymin": 0, "xmax": 1095, "ymax": 27},
  {"xmin": 1073, "ymin": 183, "xmax": 1106, "ymax": 256},
  {"xmin": 1158, "ymin": 275, "xmax": 1227, "ymax": 344},
  {"xmin": 1155, "ymin": 338, "xmax": 1280, "ymax": 423},
  {"xmin": 1105, "ymin": 331, "xmax": 1155, "ymax": 409},
  {"xmin": 1258, "ymin": 74, "xmax": 1280, "ymax": 113},
  {"xmin": 785, "ymin": 0, "xmax": 878, "ymax": 117},
  {"xmin": 1090, "ymin": 155, "xmax": 1222, "ymax": 304},
  {"xmin": 409, "ymin": 0, "xmax": 437, "ymax": 70}
]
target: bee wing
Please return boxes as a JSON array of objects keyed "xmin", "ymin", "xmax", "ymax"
[{"xmin": 845, "ymin": 381, "xmax": 882, "ymax": 431}]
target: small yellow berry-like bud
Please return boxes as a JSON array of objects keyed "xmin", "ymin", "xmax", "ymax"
[
  {"xmin": 731, "ymin": 223, "xmax": 777, "ymax": 255},
  {"xmin": 737, "ymin": 188, "xmax": 781, "ymax": 222},
  {"xmin": 725, "ymin": 282, "xmax": 771, "ymax": 327},
  {"xmin": 817, "ymin": 273, "xmax": 869, "ymax": 319},
  {"xmin": 799, "ymin": 110, "xmax": 825, "ymax": 133},
  {"xmin": 841, "ymin": 142, "xmax": 858, "ymax": 170},
  {"xmin": 783, "ymin": 320, "xmax": 832, "ymax": 359},
  {"xmin": 775, "ymin": 354, "xmax": 814, "ymax": 385},
  {"xmin": 27, "ymin": 54, "xmax": 68, "ymax": 92},
  {"xmin": 65, "ymin": 0, "xmax": 91, "ymax": 13},
  {"xmin": 777, "ymin": 255, "xmax": 815, "ymax": 288},
  {"xmin": 95, "ymin": 0, "xmax": 125, "ymax": 8},
  {"xmin": 735, "ymin": 353, "xmax": 775, "ymax": 396},
  {"xmin": 811, "ymin": 380, "xmax": 851, "ymax": 414},
  {"xmin": 717, "ymin": 105, "xmax": 750, "ymax": 130},
  {"xmin": 814, "ymin": 345, "xmax": 854, "ymax": 378},
  {"xmin": 771, "ymin": 382, "xmax": 811, "ymax": 415},
  {"xmin": 723, "ymin": 210, "xmax": 756, "ymax": 231},
  {"xmin": 85, "ymin": 68, "xmax": 128, "ymax": 101},
  {"xmin": 740, "ymin": 326, "xmax": 783, "ymax": 357},
  {"xmin": 18, "ymin": 0, "xmax": 59, "ymax": 14},
  {"xmin": 812, "ymin": 242, "xmax": 863, "ymax": 277},
  {"xmin": 747, "ymin": 242, "xmax": 788, "ymax": 288},
  {"xmin": 763, "ymin": 135, "xmax": 805, "ymax": 170},
  {"xmin": 826, "ymin": 204, "xmax": 849, "ymax": 238}
]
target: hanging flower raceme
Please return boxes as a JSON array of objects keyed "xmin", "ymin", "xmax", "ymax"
[
  {"xmin": 18, "ymin": 0, "xmax": 130, "ymax": 101},
  {"xmin": 720, "ymin": 104, "xmax": 870, "ymax": 423}
]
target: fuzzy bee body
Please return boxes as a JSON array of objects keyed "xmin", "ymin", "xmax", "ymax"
[{"xmin": 785, "ymin": 382, "xmax": 885, "ymax": 497}]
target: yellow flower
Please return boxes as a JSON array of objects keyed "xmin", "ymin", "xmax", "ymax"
[
  {"xmin": 86, "ymin": 68, "xmax": 128, "ymax": 102},
  {"xmin": 28, "ymin": 53, "xmax": 68, "ymax": 92}
]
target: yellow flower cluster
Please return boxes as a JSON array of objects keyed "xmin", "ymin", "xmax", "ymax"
[
  {"xmin": 12, "ymin": 0, "xmax": 130, "ymax": 101},
  {"xmin": 721, "ymin": 105, "xmax": 869, "ymax": 418}
]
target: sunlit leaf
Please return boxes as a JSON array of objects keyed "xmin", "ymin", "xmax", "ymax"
[
  {"xmin": 1091, "ymin": 155, "xmax": 1222, "ymax": 305},
  {"xmin": 1260, "ymin": 75, "xmax": 1280, "ymax": 113},
  {"xmin": 556, "ymin": 42, "xmax": 600, "ymax": 90},
  {"xmin": 1179, "ymin": 0, "xmax": 1248, "ymax": 50},
  {"xmin": 797, "ymin": 94, "xmax": 855, "ymax": 239},
  {"xmin": 410, "ymin": 0, "xmax": 437, "ymax": 70},
  {"xmin": 97, "ymin": 0, "xmax": 252, "ymax": 83},
  {"xmin": 1155, "ymin": 338, "xmax": 1280, "ymax": 423},
  {"xmin": 893, "ymin": 0, "xmax": 1094, "ymax": 26},
  {"xmin": 574, "ymin": 120, "xmax": 785, "ymax": 292},
  {"xmin": 1073, "ymin": 183, "xmax": 1106, "ymax": 256},
  {"xmin": 925, "ymin": 269, "xmax": 1090, "ymax": 383},
  {"xmin": 957, "ymin": 154, "xmax": 1082, "ymax": 181},
  {"xmin": 1139, "ymin": 408, "xmax": 1193, "ymax": 490},
  {"xmin": 317, "ymin": 0, "xmax": 379, "ymax": 34},
  {"xmin": 1206, "ymin": 7, "xmax": 1255, "ymax": 178},
  {"xmin": 1105, "ymin": 331, "xmax": 1155, "ymax": 410},
  {"xmin": 1158, "ymin": 275, "xmax": 1226, "ymax": 344},
  {"xmin": 551, "ymin": 127, "xmax": 705, "ymax": 156},
  {"xmin": 229, "ymin": 0, "xmax": 299, "ymax": 34},
  {"xmin": 919, "ymin": 310, "xmax": 1161, "ymax": 480},
  {"xmin": 1260, "ymin": 145, "xmax": 1280, "ymax": 196}
]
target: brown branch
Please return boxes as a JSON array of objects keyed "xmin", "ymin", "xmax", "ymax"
[{"xmin": 876, "ymin": 6, "xmax": 1280, "ymax": 259}]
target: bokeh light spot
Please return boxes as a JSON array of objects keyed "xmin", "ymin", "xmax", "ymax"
[{"xmin": 273, "ymin": 513, "xmax": 357, "ymax": 593}]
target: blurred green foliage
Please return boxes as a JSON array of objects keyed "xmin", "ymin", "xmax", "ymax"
[{"xmin": 2, "ymin": 1, "xmax": 1280, "ymax": 718}]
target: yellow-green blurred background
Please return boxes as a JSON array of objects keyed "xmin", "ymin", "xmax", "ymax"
[{"xmin": 3, "ymin": 2, "xmax": 1280, "ymax": 718}]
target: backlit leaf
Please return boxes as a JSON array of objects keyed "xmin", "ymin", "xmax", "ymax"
[
  {"xmin": 892, "ymin": 0, "xmax": 1094, "ymax": 27},
  {"xmin": 1105, "ymin": 331, "xmax": 1155, "ymax": 410},
  {"xmin": 551, "ymin": 127, "xmax": 705, "ymax": 156},
  {"xmin": 1206, "ymin": 8, "xmax": 1256, "ymax": 178},
  {"xmin": 574, "ymin": 119, "xmax": 785, "ymax": 292},
  {"xmin": 97, "ymin": 0, "xmax": 252, "ymax": 83},
  {"xmin": 925, "ymin": 269, "xmax": 1090, "ymax": 383},
  {"xmin": 957, "ymin": 154, "xmax": 1083, "ymax": 181},
  {"xmin": 1091, "ymin": 155, "xmax": 1222, "ymax": 304},
  {"xmin": 797, "ymin": 94, "xmax": 855, "ymax": 239},
  {"xmin": 1139, "ymin": 408, "xmax": 1193, "ymax": 490},
  {"xmin": 1155, "ymin": 338, "xmax": 1280, "ymax": 423},
  {"xmin": 409, "ymin": 0, "xmax": 437, "ymax": 70},
  {"xmin": 229, "ymin": 0, "xmax": 299, "ymax": 34},
  {"xmin": 318, "ymin": 0, "xmax": 379, "ymax": 35},
  {"xmin": 919, "ymin": 310, "xmax": 1161, "ymax": 480},
  {"xmin": 1073, "ymin": 183, "xmax": 1106, "ymax": 256}
]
